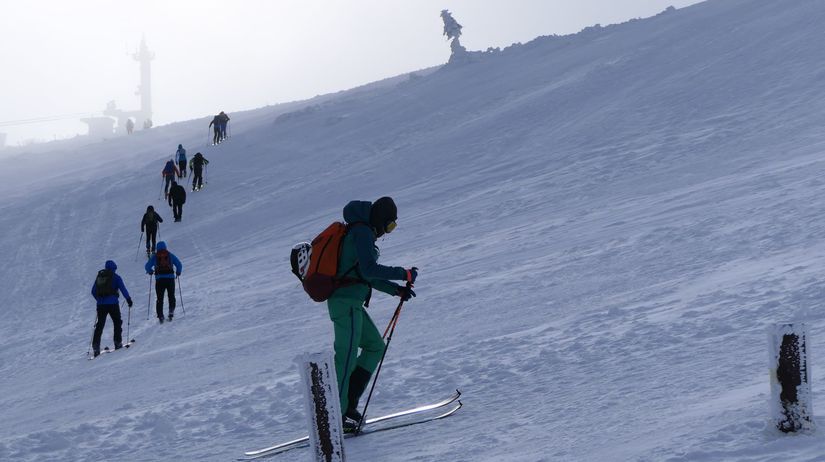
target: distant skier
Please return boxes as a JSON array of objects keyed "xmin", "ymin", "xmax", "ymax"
[
  {"xmin": 218, "ymin": 111, "xmax": 230, "ymax": 141},
  {"xmin": 209, "ymin": 114, "xmax": 222, "ymax": 145},
  {"xmin": 176, "ymin": 144, "xmax": 187, "ymax": 178},
  {"xmin": 90, "ymin": 260, "xmax": 133, "ymax": 357},
  {"xmin": 141, "ymin": 205, "xmax": 164, "ymax": 255},
  {"xmin": 145, "ymin": 241, "xmax": 183, "ymax": 323},
  {"xmin": 189, "ymin": 152, "xmax": 209, "ymax": 191},
  {"xmin": 325, "ymin": 197, "xmax": 417, "ymax": 431},
  {"xmin": 144, "ymin": 118, "xmax": 153, "ymax": 129},
  {"xmin": 162, "ymin": 160, "xmax": 180, "ymax": 198},
  {"xmin": 126, "ymin": 118, "xmax": 135, "ymax": 135},
  {"xmin": 168, "ymin": 180, "xmax": 187, "ymax": 222}
]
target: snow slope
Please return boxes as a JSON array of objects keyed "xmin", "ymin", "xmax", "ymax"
[{"xmin": 4, "ymin": 0, "xmax": 825, "ymax": 460}]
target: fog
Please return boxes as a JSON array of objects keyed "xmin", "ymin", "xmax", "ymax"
[{"xmin": 0, "ymin": 0, "xmax": 701, "ymax": 146}]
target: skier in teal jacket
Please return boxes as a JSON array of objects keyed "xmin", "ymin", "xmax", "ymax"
[{"xmin": 328, "ymin": 197, "xmax": 417, "ymax": 429}]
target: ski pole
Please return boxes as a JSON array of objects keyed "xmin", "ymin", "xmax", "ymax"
[
  {"xmin": 88, "ymin": 312, "xmax": 99, "ymax": 359},
  {"xmin": 356, "ymin": 284, "xmax": 410, "ymax": 434},
  {"xmin": 120, "ymin": 300, "xmax": 129, "ymax": 346},
  {"xmin": 177, "ymin": 275, "xmax": 186, "ymax": 317},
  {"xmin": 134, "ymin": 231, "xmax": 144, "ymax": 261},
  {"xmin": 157, "ymin": 176, "xmax": 165, "ymax": 201},
  {"xmin": 205, "ymin": 164, "xmax": 208, "ymax": 185},
  {"xmin": 146, "ymin": 275, "xmax": 153, "ymax": 320}
]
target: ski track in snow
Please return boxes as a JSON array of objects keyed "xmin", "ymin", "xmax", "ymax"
[{"xmin": 5, "ymin": 0, "xmax": 825, "ymax": 460}]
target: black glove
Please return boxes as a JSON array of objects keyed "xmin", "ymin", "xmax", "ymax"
[
  {"xmin": 405, "ymin": 267, "xmax": 418, "ymax": 285},
  {"xmin": 176, "ymin": 271, "xmax": 181, "ymax": 277},
  {"xmin": 147, "ymin": 270, "xmax": 154, "ymax": 275},
  {"xmin": 397, "ymin": 286, "xmax": 416, "ymax": 302},
  {"xmin": 126, "ymin": 298, "xmax": 133, "ymax": 308}
]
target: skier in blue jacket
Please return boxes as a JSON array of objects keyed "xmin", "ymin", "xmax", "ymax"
[
  {"xmin": 144, "ymin": 241, "xmax": 183, "ymax": 323},
  {"xmin": 176, "ymin": 144, "xmax": 187, "ymax": 178},
  {"xmin": 90, "ymin": 260, "xmax": 133, "ymax": 357}
]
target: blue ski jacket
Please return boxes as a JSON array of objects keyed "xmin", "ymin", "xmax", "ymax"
[
  {"xmin": 91, "ymin": 260, "xmax": 131, "ymax": 306},
  {"xmin": 176, "ymin": 145, "xmax": 187, "ymax": 163},
  {"xmin": 145, "ymin": 241, "xmax": 183, "ymax": 280}
]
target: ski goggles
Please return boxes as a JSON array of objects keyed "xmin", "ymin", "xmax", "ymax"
[{"xmin": 385, "ymin": 221, "xmax": 397, "ymax": 234}]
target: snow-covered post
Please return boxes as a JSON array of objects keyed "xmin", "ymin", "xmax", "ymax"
[
  {"xmin": 769, "ymin": 323, "xmax": 814, "ymax": 432},
  {"xmin": 296, "ymin": 352, "xmax": 346, "ymax": 461},
  {"xmin": 441, "ymin": 10, "xmax": 467, "ymax": 63}
]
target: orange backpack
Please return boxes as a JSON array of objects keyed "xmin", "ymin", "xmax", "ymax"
[{"xmin": 291, "ymin": 222, "xmax": 365, "ymax": 302}]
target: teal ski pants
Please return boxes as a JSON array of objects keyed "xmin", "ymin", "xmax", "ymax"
[{"xmin": 327, "ymin": 298, "xmax": 385, "ymax": 413}]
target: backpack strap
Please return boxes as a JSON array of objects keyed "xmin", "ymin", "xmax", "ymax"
[{"xmin": 337, "ymin": 221, "xmax": 374, "ymax": 306}]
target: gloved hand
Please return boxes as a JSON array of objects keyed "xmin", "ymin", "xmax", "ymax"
[
  {"xmin": 147, "ymin": 270, "xmax": 154, "ymax": 275},
  {"xmin": 405, "ymin": 267, "xmax": 418, "ymax": 285},
  {"xmin": 176, "ymin": 272, "xmax": 181, "ymax": 277},
  {"xmin": 396, "ymin": 286, "xmax": 416, "ymax": 302},
  {"xmin": 126, "ymin": 298, "xmax": 133, "ymax": 308}
]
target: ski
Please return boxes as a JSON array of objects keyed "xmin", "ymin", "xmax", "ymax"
[
  {"xmin": 240, "ymin": 390, "xmax": 461, "ymax": 460},
  {"xmin": 89, "ymin": 339, "xmax": 136, "ymax": 360}
]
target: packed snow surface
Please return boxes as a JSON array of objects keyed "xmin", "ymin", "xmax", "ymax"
[{"xmin": 3, "ymin": 0, "xmax": 825, "ymax": 460}]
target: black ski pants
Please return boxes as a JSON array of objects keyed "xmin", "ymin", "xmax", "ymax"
[
  {"xmin": 171, "ymin": 202, "xmax": 183, "ymax": 221},
  {"xmin": 155, "ymin": 278, "xmax": 176, "ymax": 319},
  {"xmin": 213, "ymin": 127, "xmax": 221, "ymax": 145},
  {"xmin": 193, "ymin": 168, "xmax": 204, "ymax": 189},
  {"xmin": 178, "ymin": 160, "xmax": 187, "ymax": 177},
  {"xmin": 164, "ymin": 175, "xmax": 174, "ymax": 196},
  {"xmin": 93, "ymin": 304, "xmax": 123, "ymax": 351},
  {"xmin": 145, "ymin": 227, "xmax": 158, "ymax": 252}
]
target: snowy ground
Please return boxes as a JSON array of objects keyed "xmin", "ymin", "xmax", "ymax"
[{"xmin": 4, "ymin": 0, "xmax": 825, "ymax": 460}]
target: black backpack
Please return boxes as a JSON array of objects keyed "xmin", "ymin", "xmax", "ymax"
[
  {"xmin": 144, "ymin": 212, "xmax": 157, "ymax": 226},
  {"xmin": 95, "ymin": 269, "xmax": 117, "ymax": 297}
]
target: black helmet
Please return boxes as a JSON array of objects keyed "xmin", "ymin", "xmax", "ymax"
[{"xmin": 370, "ymin": 197, "xmax": 397, "ymax": 237}]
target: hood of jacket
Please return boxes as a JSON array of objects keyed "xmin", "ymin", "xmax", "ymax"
[
  {"xmin": 156, "ymin": 241, "xmax": 167, "ymax": 251},
  {"xmin": 343, "ymin": 200, "xmax": 372, "ymax": 226},
  {"xmin": 105, "ymin": 260, "xmax": 117, "ymax": 272}
]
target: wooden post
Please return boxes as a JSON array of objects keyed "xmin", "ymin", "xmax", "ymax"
[
  {"xmin": 769, "ymin": 323, "xmax": 814, "ymax": 432},
  {"xmin": 296, "ymin": 352, "xmax": 346, "ymax": 461}
]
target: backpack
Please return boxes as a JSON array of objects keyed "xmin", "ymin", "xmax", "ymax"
[
  {"xmin": 290, "ymin": 222, "xmax": 365, "ymax": 302},
  {"xmin": 95, "ymin": 269, "xmax": 117, "ymax": 297},
  {"xmin": 163, "ymin": 161, "xmax": 175, "ymax": 175},
  {"xmin": 144, "ymin": 212, "xmax": 157, "ymax": 226},
  {"xmin": 156, "ymin": 249, "xmax": 174, "ymax": 274}
]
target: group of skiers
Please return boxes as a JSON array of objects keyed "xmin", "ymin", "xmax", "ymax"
[
  {"xmin": 90, "ymin": 115, "xmax": 419, "ymax": 435},
  {"xmin": 209, "ymin": 111, "xmax": 230, "ymax": 145},
  {"xmin": 90, "ymin": 132, "xmax": 219, "ymax": 357},
  {"xmin": 161, "ymin": 145, "xmax": 210, "ymax": 222}
]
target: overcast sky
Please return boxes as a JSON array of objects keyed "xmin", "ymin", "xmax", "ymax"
[{"xmin": 0, "ymin": 0, "xmax": 702, "ymax": 145}]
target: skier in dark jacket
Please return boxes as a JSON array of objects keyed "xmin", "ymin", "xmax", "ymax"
[
  {"xmin": 162, "ymin": 160, "xmax": 180, "ymax": 198},
  {"xmin": 176, "ymin": 144, "xmax": 187, "ymax": 178},
  {"xmin": 90, "ymin": 260, "xmax": 133, "ymax": 357},
  {"xmin": 141, "ymin": 205, "xmax": 164, "ymax": 255},
  {"xmin": 168, "ymin": 180, "xmax": 187, "ymax": 222},
  {"xmin": 218, "ymin": 111, "xmax": 230, "ymax": 141},
  {"xmin": 189, "ymin": 152, "xmax": 209, "ymax": 191},
  {"xmin": 327, "ymin": 197, "xmax": 417, "ymax": 430},
  {"xmin": 144, "ymin": 241, "xmax": 183, "ymax": 323},
  {"xmin": 208, "ymin": 114, "xmax": 223, "ymax": 145}
]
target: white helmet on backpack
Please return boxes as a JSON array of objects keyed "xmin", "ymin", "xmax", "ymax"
[{"xmin": 290, "ymin": 242, "xmax": 312, "ymax": 280}]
